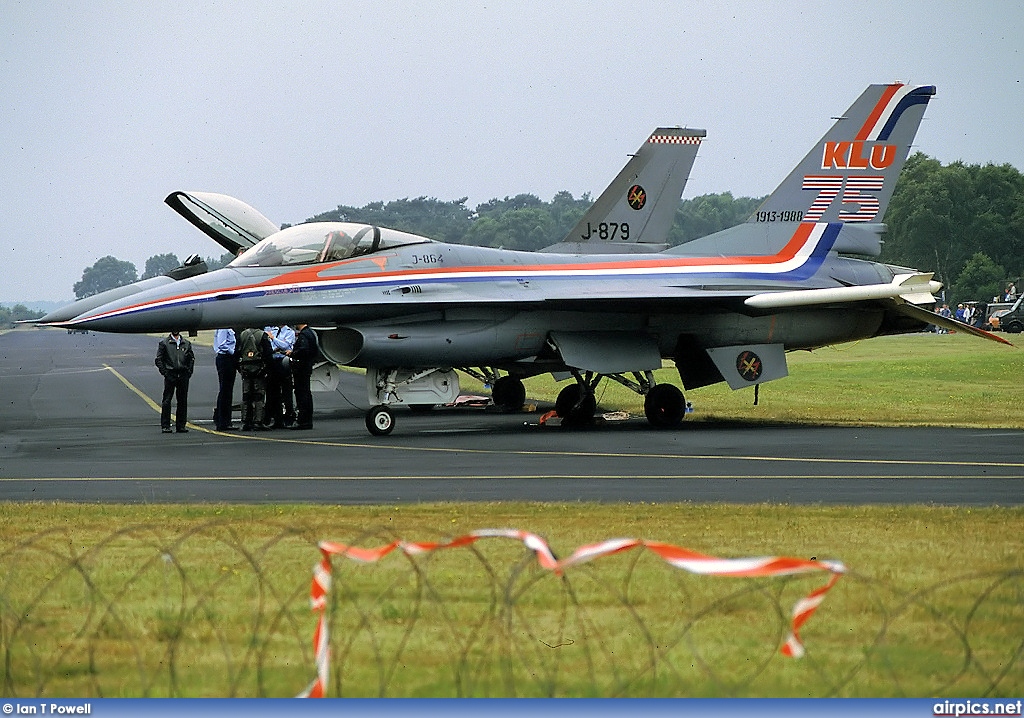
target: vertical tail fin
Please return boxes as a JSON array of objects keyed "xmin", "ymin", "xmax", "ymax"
[
  {"xmin": 751, "ymin": 84, "xmax": 935, "ymax": 225},
  {"xmin": 541, "ymin": 127, "xmax": 705, "ymax": 253},
  {"xmin": 669, "ymin": 84, "xmax": 934, "ymax": 259}
]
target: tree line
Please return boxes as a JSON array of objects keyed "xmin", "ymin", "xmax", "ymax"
[
  {"xmin": 71, "ymin": 152, "xmax": 1022, "ymax": 306},
  {"xmin": 881, "ymin": 153, "xmax": 1023, "ymax": 304},
  {"xmin": 305, "ymin": 190, "xmax": 763, "ymax": 251},
  {"xmin": 1, "ymin": 304, "xmax": 45, "ymax": 328}
]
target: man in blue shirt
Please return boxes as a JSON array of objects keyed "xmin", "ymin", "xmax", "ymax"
[
  {"xmin": 264, "ymin": 325, "xmax": 296, "ymax": 428},
  {"xmin": 213, "ymin": 328, "xmax": 238, "ymax": 431}
]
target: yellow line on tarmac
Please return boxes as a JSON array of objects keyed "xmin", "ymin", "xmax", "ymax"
[
  {"xmin": 105, "ymin": 364, "xmax": 162, "ymax": 412},
  {"xmin": 7, "ymin": 474, "xmax": 1024, "ymax": 482},
  {"xmin": 103, "ymin": 365, "xmax": 1024, "ymax": 471}
]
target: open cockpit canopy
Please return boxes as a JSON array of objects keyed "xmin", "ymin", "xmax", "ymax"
[
  {"xmin": 229, "ymin": 223, "xmax": 432, "ymax": 268},
  {"xmin": 165, "ymin": 191, "xmax": 281, "ymax": 255}
]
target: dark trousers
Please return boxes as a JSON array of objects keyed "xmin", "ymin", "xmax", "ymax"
[
  {"xmin": 293, "ymin": 364, "xmax": 313, "ymax": 427},
  {"xmin": 161, "ymin": 375, "xmax": 190, "ymax": 430},
  {"xmin": 214, "ymin": 353, "xmax": 237, "ymax": 429},
  {"xmin": 240, "ymin": 371, "xmax": 266, "ymax": 428},
  {"xmin": 280, "ymin": 368, "xmax": 295, "ymax": 422},
  {"xmin": 264, "ymin": 358, "xmax": 294, "ymax": 425}
]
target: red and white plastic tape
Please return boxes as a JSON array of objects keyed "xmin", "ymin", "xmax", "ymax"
[{"xmin": 299, "ymin": 529, "xmax": 845, "ymax": 697}]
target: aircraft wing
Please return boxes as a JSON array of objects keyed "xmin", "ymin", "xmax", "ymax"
[
  {"xmin": 747, "ymin": 273, "xmax": 1012, "ymax": 345},
  {"xmin": 241, "ymin": 263, "xmax": 1012, "ymax": 346}
]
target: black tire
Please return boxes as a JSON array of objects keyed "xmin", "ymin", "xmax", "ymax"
[
  {"xmin": 1004, "ymin": 320, "xmax": 1023, "ymax": 334},
  {"xmin": 554, "ymin": 383, "xmax": 597, "ymax": 424},
  {"xmin": 644, "ymin": 383, "xmax": 686, "ymax": 428},
  {"xmin": 491, "ymin": 376, "xmax": 526, "ymax": 411},
  {"xmin": 365, "ymin": 405, "xmax": 395, "ymax": 436}
]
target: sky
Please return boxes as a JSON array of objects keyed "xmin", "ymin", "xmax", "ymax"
[{"xmin": 2, "ymin": 1, "xmax": 1022, "ymax": 302}]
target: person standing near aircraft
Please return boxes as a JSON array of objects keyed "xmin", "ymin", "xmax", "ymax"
[
  {"xmin": 155, "ymin": 330, "xmax": 195, "ymax": 433},
  {"xmin": 290, "ymin": 323, "xmax": 318, "ymax": 430},
  {"xmin": 213, "ymin": 327, "xmax": 238, "ymax": 430},
  {"xmin": 237, "ymin": 327, "xmax": 273, "ymax": 431},
  {"xmin": 263, "ymin": 324, "xmax": 296, "ymax": 429}
]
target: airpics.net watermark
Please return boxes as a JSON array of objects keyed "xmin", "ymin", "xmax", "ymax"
[{"xmin": 934, "ymin": 700, "xmax": 1023, "ymax": 716}]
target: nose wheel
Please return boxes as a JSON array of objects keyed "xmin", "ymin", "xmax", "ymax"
[{"xmin": 366, "ymin": 405, "xmax": 395, "ymax": 436}]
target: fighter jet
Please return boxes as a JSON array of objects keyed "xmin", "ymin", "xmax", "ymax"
[
  {"xmin": 42, "ymin": 83, "xmax": 1009, "ymax": 435},
  {"xmin": 38, "ymin": 123, "xmax": 701, "ymax": 330}
]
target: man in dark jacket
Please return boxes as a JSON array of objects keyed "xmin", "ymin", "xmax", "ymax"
[
  {"xmin": 290, "ymin": 323, "xmax": 318, "ymax": 430},
  {"xmin": 237, "ymin": 327, "xmax": 274, "ymax": 431},
  {"xmin": 155, "ymin": 331, "xmax": 195, "ymax": 433}
]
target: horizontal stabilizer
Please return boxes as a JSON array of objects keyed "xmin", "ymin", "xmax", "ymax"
[
  {"xmin": 744, "ymin": 273, "xmax": 942, "ymax": 310},
  {"xmin": 894, "ymin": 302, "xmax": 1014, "ymax": 346}
]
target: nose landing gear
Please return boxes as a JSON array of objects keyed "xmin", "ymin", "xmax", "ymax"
[{"xmin": 366, "ymin": 405, "xmax": 395, "ymax": 436}]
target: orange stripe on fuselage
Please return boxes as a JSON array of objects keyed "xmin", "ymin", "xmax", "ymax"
[
  {"xmin": 84, "ymin": 223, "xmax": 822, "ymax": 321},
  {"xmin": 261, "ymin": 222, "xmax": 818, "ymax": 288}
]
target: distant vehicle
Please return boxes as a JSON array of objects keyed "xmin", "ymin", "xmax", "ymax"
[{"xmin": 992, "ymin": 296, "xmax": 1024, "ymax": 333}]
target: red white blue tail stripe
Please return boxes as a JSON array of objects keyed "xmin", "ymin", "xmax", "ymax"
[{"xmin": 858, "ymin": 84, "xmax": 935, "ymax": 142}]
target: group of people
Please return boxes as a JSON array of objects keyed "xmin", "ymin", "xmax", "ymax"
[
  {"xmin": 954, "ymin": 303, "xmax": 979, "ymax": 325},
  {"xmin": 155, "ymin": 324, "xmax": 318, "ymax": 433},
  {"xmin": 930, "ymin": 303, "xmax": 985, "ymax": 334}
]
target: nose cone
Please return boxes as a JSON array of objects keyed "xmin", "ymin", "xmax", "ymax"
[
  {"xmin": 37, "ymin": 276, "xmax": 177, "ymax": 325},
  {"xmin": 61, "ymin": 275, "xmax": 212, "ymax": 333}
]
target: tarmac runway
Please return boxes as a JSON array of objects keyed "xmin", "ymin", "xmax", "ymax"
[{"xmin": 1, "ymin": 327, "xmax": 1022, "ymax": 505}]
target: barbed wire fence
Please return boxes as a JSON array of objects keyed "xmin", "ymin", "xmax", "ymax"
[{"xmin": 0, "ymin": 520, "xmax": 1020, "ymax": 697}]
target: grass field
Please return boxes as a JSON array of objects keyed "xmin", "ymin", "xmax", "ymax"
[
  {"xmin": 0, "ymin": 331, "xmax": 1021, "ymax": 697},
  {"xmin": 0, "ymin": 503, "xmax": 1021, "ymax": 697},
  {"xmin": 499, "ymin": 332, "xmax": 1023, "ymax": 429}
]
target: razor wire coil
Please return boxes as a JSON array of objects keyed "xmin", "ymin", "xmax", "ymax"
[{"xmin": 0, "ymin": 520, "xmax": 1020, "ymax": 697}]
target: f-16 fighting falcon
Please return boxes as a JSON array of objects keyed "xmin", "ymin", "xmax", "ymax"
[{"xmin": 40, "ymin": 83, "xmax": 1010, "ymax": 435}]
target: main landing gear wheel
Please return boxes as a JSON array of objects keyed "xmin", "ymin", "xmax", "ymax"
[
  {"xmin": 491, "ymin": 375, "xmax": 526, "ymax": 411},
  {"xmin": 555, "ymin": 383, "xmax": 597, "ymax": 425},
  {"xmin": 644, "ymin": 383, "xmax": 686, "ymax": 428},
  {"xmin": 366, "ymin": 405, "xmax": 395, "ymax": 436}
]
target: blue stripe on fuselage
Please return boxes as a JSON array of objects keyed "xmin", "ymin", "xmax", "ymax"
[{"xmin": 82, "ymin": 223, "xmax": 844, "ymax": 321}]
